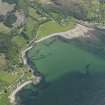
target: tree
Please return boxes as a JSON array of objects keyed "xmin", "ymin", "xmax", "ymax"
[{"xmin": 98, "ymin": 0, "xmax": 105, "ymax": 24}]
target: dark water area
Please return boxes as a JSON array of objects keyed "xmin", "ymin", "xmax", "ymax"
[
  {"xmin": 16, "ymin": 37, "xmax": 105, "ymax": 105},
  {"xmin": 17, "ymin": 71, "xmax": 105, "ymax": 105}
]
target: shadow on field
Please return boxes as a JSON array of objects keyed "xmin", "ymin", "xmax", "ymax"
[{"xmin": 17, "ymin": 71, "xmax": 105, "ymax": 105}]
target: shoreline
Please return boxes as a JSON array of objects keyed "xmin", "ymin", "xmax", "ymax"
[
  {"xmin": 9, "ymin": 81, "xmax": 33, "ymax": 104},
  {"xmin": 9, "ymin": 23, "xmax": 95, "ymax": 105}
]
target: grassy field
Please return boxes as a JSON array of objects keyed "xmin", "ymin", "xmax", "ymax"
[
  {"xmin": 36, "ymin": 18, "xmax": 76, "ymax": 39},
  {"xmin": 12, "ymin": 36, "xmax": 27, "ymax": 49},
  {"xmin": 0, "ymin": 71, "xmax": 20, "ymax": 85},
  {"xmin": 28, "ymin": 7, "xmax": 41, "ymax": 19},
  {"xmin": 0, "ymin": 70, "xmax": 23, "ymax": 105},
  {"xmin": 0, "ymin": 23, "xmax": 10, "ymax": 33},
  {"xmin": 0, "ymin": 94, "xmax": 11, "ymax": 105},
  {"xmin": 28, "ymin": 37, "xmax": 105, "ymax": 81},
  {"xmin": 0, "ymin": 67, "xmax": 32, "ymax": 105}
]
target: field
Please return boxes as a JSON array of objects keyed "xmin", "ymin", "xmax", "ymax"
[
  {"xmin": 0, "ymin": 70, "xmax": 23, "ymax": 105},
  {"xmin": 0, "ymin": 68, "xmax": 32, "ymax": 105},
  {"xmin": 0, "ymin": 94, "xmax": 11, "ymax": 105},
  {"xmin": 36, "ymin": 18, "xmax": 76, "ymax": 39},
  {"xmin": 0, "ymin": 23, "xmax": 10, "ymax": 33}
]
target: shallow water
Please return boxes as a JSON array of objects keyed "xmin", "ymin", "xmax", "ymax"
[{"xmin": 17, "ymin": 37, "xmax": 105, "ymax": 105}]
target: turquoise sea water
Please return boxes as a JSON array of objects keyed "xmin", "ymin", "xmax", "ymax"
[{"xmin": 17, "ymin": 37, "xmax": 105, "ymax": 105}]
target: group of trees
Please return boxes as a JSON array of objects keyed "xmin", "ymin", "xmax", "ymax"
[
  {"xmin": 98, "ymin": 0, "xmax": 105, "ymax": 24},
  {"xmin": 52, "ymin": 0, "xmax": 105, "ymax": 25},
  {"xmin": 2, "ymin": 0, "xmax": 105, "ymax": 26}
]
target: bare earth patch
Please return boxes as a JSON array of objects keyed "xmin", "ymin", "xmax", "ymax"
[
  {"xmin": 64, "ymin": 24, "xmax": 95, "ymax": 39},
  {"xmin": 0, "ymin": 0, "xmax": 15, "ymax": 16}
]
